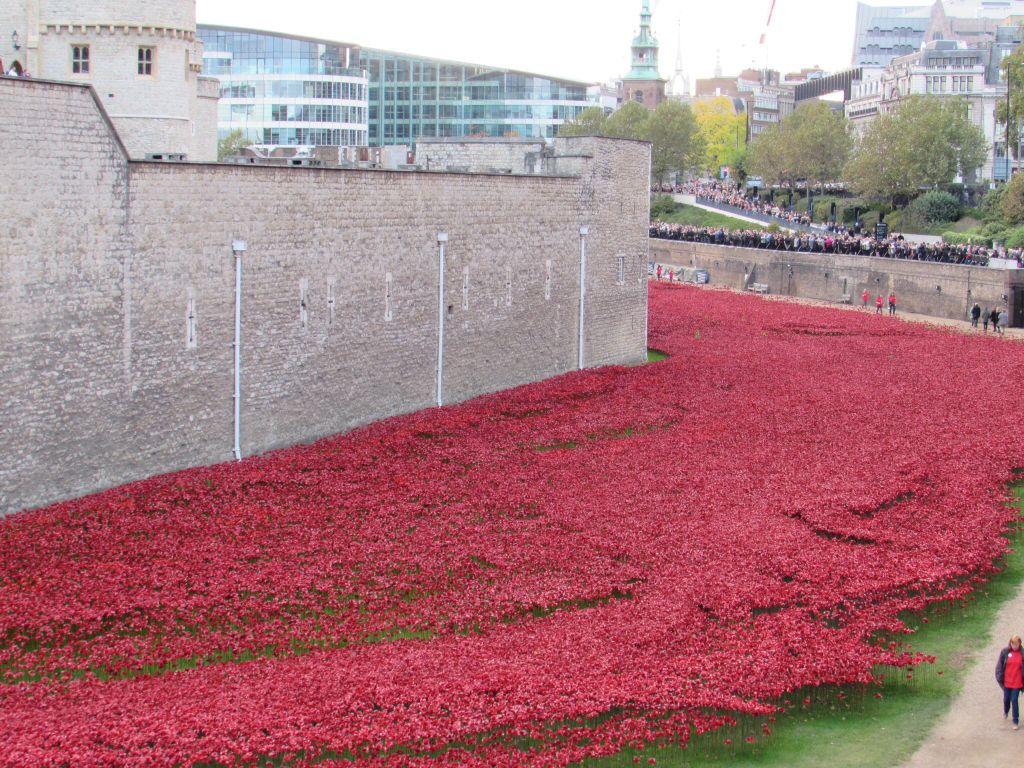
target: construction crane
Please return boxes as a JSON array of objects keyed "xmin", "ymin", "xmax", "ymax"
[{"xmin": 759, "ymin": 0, "xmax": 777, "ymax": 45}]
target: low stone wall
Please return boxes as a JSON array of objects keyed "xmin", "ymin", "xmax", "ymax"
[{"xmin": 651, "ymin": 239, "xmax": 1024, "ymax": 324}]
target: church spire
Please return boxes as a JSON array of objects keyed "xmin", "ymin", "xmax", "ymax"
[{"xmin": 626, "ymin": 0, "xmax": 662, "ymax": 81}]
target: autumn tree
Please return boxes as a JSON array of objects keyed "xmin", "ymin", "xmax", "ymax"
[
  {"xmin": 693, "ymin": 96, "xmax": 746, "ymax": 175},
  {"xmin": 746, "ymin": 101, "xmax": 850, "ymax": 189}
]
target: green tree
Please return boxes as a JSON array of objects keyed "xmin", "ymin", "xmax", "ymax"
[
  {"xmin": 746, "ymin": 123, "xmax": 794, "ymax": 188},
  {"xmin": 997, "ymin": 44, "xmax": 1024, "ymax": 161},
  {"xmin": 1001, "ymin": 171, "xmax": 1024, "ymax": 225},
  {"xmin": 692, "ymin": 96, "xmax": 747, "ymax": 175},
  {"xmin": 746, "ymin": 102, "xmax": 850, "ymax": 189},
  {"xmin": 603, "ymin": 101, "xmax": 651, "ymax": 140},
  {"xmin": 844, "ymin": 96, "xmax": 986, "ymax": 203},
  {"xmin": 558, "ymin": 106, "xmax": 608, "ymax": 137},
  {"xmin": 785, "ymin": 101, "xmax": 852, "ymax": 187},
  {"xmin": 646, "ymin": 100, "xmax": 705, "ymax": 181},
  {"xmin": 217, "ymin": 129, "xmax": 252, "ymax": 161}
]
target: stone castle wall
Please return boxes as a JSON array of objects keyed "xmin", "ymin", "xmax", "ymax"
[
  {"xmin": 0, "ymin": 77, "xmax": 649, "ymax": 515},
  {"xmin": 651, "ymin": 239, "xmax": 1024, "ymax": 320}
]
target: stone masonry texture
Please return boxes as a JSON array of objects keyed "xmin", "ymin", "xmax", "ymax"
[{"xmin": 0, "ymin": 78, "xmax": 649, "ymax": 515}]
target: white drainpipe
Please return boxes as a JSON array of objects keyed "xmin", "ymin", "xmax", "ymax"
[
  {"xmin": 436, "ymin": 232, "xmax": 448, "ymax": 406},
  {"xmin": 231, "ymin": 239, "xmax": 247, "ymax": 461},
  {"xmin": 578, "ymin": 226, "xmax": 589, "ymax": 370}
]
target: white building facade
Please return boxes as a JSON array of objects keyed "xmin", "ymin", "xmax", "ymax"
[{"xmin": 847, "ymin": 38, "xmax": 1018, "ymax": 180}]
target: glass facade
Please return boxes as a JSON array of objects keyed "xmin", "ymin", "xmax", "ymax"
[
  {"xmin": 359, "ymin": 48, "xmax": 590, "ymax": 143},
  {"xmin": 197, "ymin": 26, "xmax": 590, "ymax": 148},
  {"xmin": 197, "ymin": 27, "xmax": 370, "ymax": 147}
]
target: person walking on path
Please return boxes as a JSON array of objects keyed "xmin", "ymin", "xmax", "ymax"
[
  {"xmin": 1000, "ymin": 307, "xmax": 1009, "ymax": 333},
  {"xmin": 656, "ymin": 264, "xmax": 662, "ymax": 282},
  {"xmin": 862, "ymin": 288, "xmax": 870, "ymax": 308},
  {"xmin": 972, "ymin": 302, "xmax": 982, "ymax": 328},
  {"xmin": 876, "ymin": 294, "xmax": 884, "ymax": 314},
  {"xmin": 984, "ymin": 306, "xmax": 991, "ymax": 333},
  {"xmin": 991, "ymin": 307, "xmax": 1001, "ymax": 334},
  {"xmin": 996, "ymin": 636, "xmax": 1024, "ymax": 729},
  {"xmin": 888, "ymin": 292, "xmax": 897, "ymax": 316}
]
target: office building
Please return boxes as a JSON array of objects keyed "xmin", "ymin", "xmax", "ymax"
[{"xmin": 197, "ymin": 25, "xmax": 590, "ymax": 148}]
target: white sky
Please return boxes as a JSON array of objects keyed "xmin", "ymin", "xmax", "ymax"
[{"xmin": 196, "ymin": 0, "xmax": 921, "ymax": 85}]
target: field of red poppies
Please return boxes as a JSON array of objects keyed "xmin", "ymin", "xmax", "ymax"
[{"xmin": 2, "ymin": 284, "xmax": 1023, "ymax": 767}]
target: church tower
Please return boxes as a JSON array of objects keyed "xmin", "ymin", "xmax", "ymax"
[{"xmin": 620, "ymin": 0, "xmax": 667, "ymax": 109}]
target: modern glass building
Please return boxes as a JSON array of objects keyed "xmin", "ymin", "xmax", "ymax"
[
  {"xmin": 358, "ymin": 48, "xmax": 590, "ymax": 144},
  {"xmin": 197, "ymin": 26, "xmax": 370, "ymax": 146},
  {"xmin": 198, "ymin": 25, "xmax": 591, "ymax": 148}
]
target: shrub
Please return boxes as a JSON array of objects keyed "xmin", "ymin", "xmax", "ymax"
[
  {"xmin": 978, "ymin": 185, "xmax": 1006, "ymax": 223},
  {"xmin": 1003, "ymin": 225, "xmax": 1024, "ymax": 249},
  {"xmin": 910, "ymin": 191, "xmax": 962, "ymax": 225},
  {"xmin": 1001, "ymin": 173, "xmax": 1024, "ymax": 226},
  {"xmin": 650, "ymin": 194, "xmax": 679, "ymax": 220},
  {"xmin": 942, "ymin": 231, "xmax": 992, "ymax": 246}
]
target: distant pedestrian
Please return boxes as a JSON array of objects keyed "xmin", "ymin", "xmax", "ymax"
[
  {"xmin": 991, "ymin": 307, "xmax": 1001, "ymax": 334},
  {"xmin": 888, "ymin": 292, "xmax": 897, "ymax": 316},
  {"xmin": 875, "ymin": 295, "xmax": 884, "ymax": 314},
  {"xmin": 999, "ymin": 308, "xmax": 1009, "ymax": 334},
  {"xmin": 983, "ymin": 306, "xmax": 990, "ymax": 333},
  {"xmin": 971, "ymin": 302, "xmax": 981, "ymax": 328},
  {"xmin": 668, "ymin": 269, "xmax": 674, "ymax": 283},
  {"xmin": 862, "ymin": 288, "xmax": 870, "ymax": 307},
  {"xmin": 656, "ymin": 264, "xmax": 662, "ymax": 282},
  {"xmin": 997, "ymin": 636, "xmax": 1024, "ymax": 729}
]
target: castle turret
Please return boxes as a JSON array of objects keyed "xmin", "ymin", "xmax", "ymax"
[{"xmin": 3, "ymin": 0, "xmax": 218, "ymax": 160}]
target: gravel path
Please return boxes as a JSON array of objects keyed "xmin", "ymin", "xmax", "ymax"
[{"xmin": 900, "ymin": 593, "xmax": 1024, "ymax": 768}]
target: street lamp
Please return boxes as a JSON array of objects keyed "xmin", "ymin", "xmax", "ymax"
[{"xmin": 1006, "ymin": 61, "xmax": 1020, "ymax": 181}]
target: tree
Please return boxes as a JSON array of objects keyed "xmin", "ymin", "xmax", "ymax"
[
  {"xmin": 746, "ymin": 101, "xmax": 851, "ymax": 189},
  {"xmin": 844, "ymin": 96, "xmax": 986, "ymax": 203},
  {"xmin": 997, "ymin": 44, "xmax": 1024, "ymax": 161},
  {"xmin": 218, "ymin": 129, "xmax": 252, "ymax": 161},
  {"xmin": 784, "ymin": 101, "xmax": 852, "ymax": 187},
  {"xmin": 646, "ymin": 100, "xmax": 704, "ymax": 181},
  {"xmin": 692, "ymin": 96, "xmax": 746, "ymax": 175},
  {"xmin": 558, "ymin": 106, "xmax": 608, "ymax": 137},
  {"xmin": 603, "ymin": 101, "xmax": 651, "ymax": 141},
  {"xmin": 746, "ymin": 123, "xmax": 793, "ymax": 188}
]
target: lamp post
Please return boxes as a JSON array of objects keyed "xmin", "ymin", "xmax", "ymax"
[
  {"xmin": 1006, "ymin": 61, "xmax": 1019, "ymax": 181},
  {"xmin": 230, "ymin": 239, "xmax": 247, "ymax": 461}
]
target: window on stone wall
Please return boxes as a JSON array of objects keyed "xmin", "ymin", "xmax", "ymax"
[
  {"xmin": 138, "ymin": 47, "xmax": 154, "ymax": 76},
  {"xmin": 616, "ymin": 256, "xmax": 625, "ymax": 285},
  {"xmin": 72, "ymin": 45, "xmax": 90, "ymax": 75}
]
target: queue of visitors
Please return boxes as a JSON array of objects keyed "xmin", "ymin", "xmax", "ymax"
[
  {"xmin": 649, "ymin": 221, "xmax": 1006, "ymax": 267},
  {"xmin": 679, "ymin": 180, "xmax": 815, "ymax": 227}
]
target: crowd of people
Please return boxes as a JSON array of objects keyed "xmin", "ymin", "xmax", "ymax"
[
  {"xmin": 649, "ymin": 221, "xmax": 1009, "ymax": 267},
  {"xmin": 677, "ymin": 180, "xmax": 815, "ymax": 227}
]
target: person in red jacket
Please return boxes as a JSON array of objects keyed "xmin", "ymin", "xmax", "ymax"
[
  {"xmin": 888, "ymin": 292, "xmax": 897, "ymax": 316},
  {"xmin": 862, "ymin": 288, "xmax": 870, "ymax": 307},
  {"xmin": 997, "ymin": 636, "xmax": 1024, "ymax": 729},
  {"xmin": 656, "ymin": 264, "xmax": 662, "ymax": 281},
  {"xmin": 875, "ymin": 294, "xmax": 884, "ymax": 314}
]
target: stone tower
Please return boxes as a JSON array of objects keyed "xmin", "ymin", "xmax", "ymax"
[
  {"xmin": 620, "ymin": 0, "xmax": 667, "ymax": 109},
  {"xmin": 1, "ymin": 0, "xmax": 218, "ymax": 160}
]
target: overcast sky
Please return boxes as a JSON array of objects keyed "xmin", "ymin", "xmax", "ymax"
[{"xmin": 196, "ymin": 0, "xmax": 917, "ymax": 84}]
